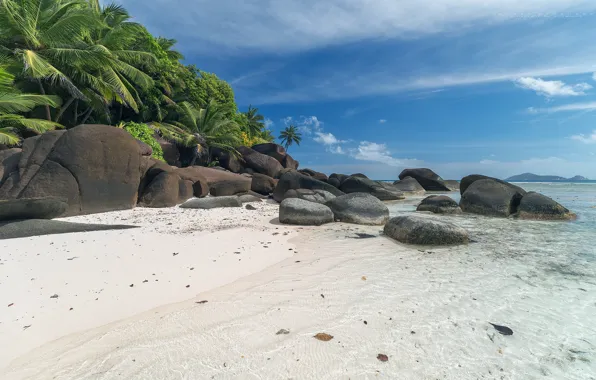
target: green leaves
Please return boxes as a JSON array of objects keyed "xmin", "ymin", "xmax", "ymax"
[{"xmin": 279, "ymin": 125, "xmax": 302, "ymax": 151}]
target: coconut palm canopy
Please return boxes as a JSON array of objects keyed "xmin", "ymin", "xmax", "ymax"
[{"xmin": 0, "ymin": 0, "xmax": 276, "ymax": 154}]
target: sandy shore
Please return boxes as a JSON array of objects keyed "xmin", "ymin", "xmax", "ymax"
[{"xmin": 1, "ymin": 199, "xmax": 595, "ymax": 379}]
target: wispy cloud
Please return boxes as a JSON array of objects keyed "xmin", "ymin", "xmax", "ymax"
[
  {"xmin": 570, "ymin": 130, "xmax": 596, "ymax": 144},
  {"xmin": 313, "ymin": 132, "xmax": 345, "ymax": 145},
  {"xmin": 527, "ymin": 101, "xmax": 596, "ymax": 113},
  {"xmin": 379, "ymin": 119, "xmax": 387, "ymax": 124},
  {"xmin": 350, "ymin": 141, "xmax": 421, "ymax": 167},
  {"xmin": 514, "ymin": 77, "xmax": 592, "ymax": 97},
  {"xmin": 264, "ymin": 118, "xmax": 274, "ymax": 128}
]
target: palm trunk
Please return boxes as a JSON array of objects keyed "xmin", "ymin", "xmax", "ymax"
[
  {"xmin": 37, "ymin": 80, "xmax": 51, "ymax": 121},
  {"xmin": 80, "ymin": 107, "xmax": 93, "ymax": 124},
  {"xmin": 54, "ymin": 96, "xmax": 75, "ymax": 122}
]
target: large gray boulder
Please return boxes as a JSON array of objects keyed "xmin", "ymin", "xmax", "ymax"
[
  {"xmin": 237, "ymin": 146, "xmax": 284, "ymax": 178},
  {"xmin": 175, "ymin": 166, "xmax": 210, "ymax": 198},
  {"xmin": 459, "ymin": 178, "xmax": 526, "ymax": 217},
  {"xmin": 283, "ymin": 189, "xmax": 337, "ymax": 204},
  {"xmin": 325, "ymin": 193, "xmax": 389, "ymax": 225},
  {"xmin": 460, "ymin": 174, "xmax": 525, "ymax": 196},
  {"xmin": 212, "ymin": 148, "xmax": 245, "ymax": 173},
  {"xmin": 279, "ymin": 198, "xmax": 334, "ymax": 226},
  {"xmin": 0, "ymin": 197, "xmax": 68, "ymax": 221},
  {"xmin": 273, "ymin": 171, "xmax": 344, "ymax": 202},
  {"xmin": 179, "ymin": 196, "xmax": 242, "ymax": 209},
  {"xmin": 251, "ymin": 143, "xmax": 287, "ymax": 163},
  {"xmin": 417, "ymin": 195, "xmax": 462, "ymax": 214},
  {"xmin": 329, "ymin": 173, "xmax": 349, "ymax": 185},
  {"xmin": 282, "ymin": 154, "xmax": 299, "ymax": 170},
  {"xmin": 0, "ymin": 219, "xmax": 137, "ymax": 240},
  {"xmin": 138, "ymin": 171, "xmax": 189, "ymax": 208},
  {"xmin": 298, "ymin": 168, "xmax": 328, "ymax": 182},
  {"xmin": 189, "ymin": 166, "xmax": 251, "ymax": 196},
  {"xmin": 0, "ymin": 125, "xmax": 144, "ymax": 216},
  {"xmin": 393, "ymin": 176, "xmax": 425, "ymax": 195},
  {"xmin": 398, "ymin": 168, "xmax": 450, "ymax": 191},
  {"xmin": 238, "ymin": 194, "xmax": 263, "ymax": 203},
  {"xmin": 339, "ymin": 176, "xmax": 405, "ymax": 201},
  {"xmin": 516, "ymin": 192, "xmax": 576, "ymax": 220},
  {"xmin": 0, "ymin": 148, "xmax": 21, "ymax": 184},
  {"xmin": 384, "ymin": 215, "xmax": 469, "ymax": 245},
  {"xmin": 250, "ymin": 173, "xmax": 278, "ymax": 195}
]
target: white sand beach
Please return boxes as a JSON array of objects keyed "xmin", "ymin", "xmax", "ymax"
[{"xmin": 1, "ymin": 198, "xmax": 595, "ymax": 380}]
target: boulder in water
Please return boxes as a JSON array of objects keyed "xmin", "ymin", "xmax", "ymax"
[
  {"xmin": 384, "ymin": 215, "xmax": 469, "ymax": 245},
  {"xmin": 279, "ymin": 198, "xmax": 334, "ymax": 226},
  {"xmin": 516, "ymin": 192, "xmax": 577, "ymax": 220},
  {"xmin": 417, "ymin": 195, "xmax": 462, "ymax": 214},
  {"xmin": 325, "ymin": 193, "xmax": 389, "ymax": 225}
]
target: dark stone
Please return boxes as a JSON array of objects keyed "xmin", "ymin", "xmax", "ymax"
[
  {"xmin": 460, "ymin": 174, "xmax": 525, "ymax": 196},
  {"xmin": 350, "ymin": 173, "xmax": 369, "ymax": 179},
  {"xmin": 383, "ymin": 215, "xmax": 469, "ymax": 245},
  {"xmin": 250, "ymin": 173, "xmax": 278, "ymax": 195},
  {"xmin": 237, "ymin": 146, "xmax": 284, "ymax": 178},
  {"xmin": 251, "ymin": 143, "xmax": 287, "ymax": 163},
  {"xmin": 0, "ymin": 197, "xmax": 68, "ymax": 221},
  {"xmin": 273, "ymin": 171, "xmax": 344, "ymax": 202},
  {"xmin": 327, "ymin": 177, "xmax": 341, "ymax": 188},
  {"xmin": 175, "ymin": 166, "xmax": 209, "ymax": 198},
  {"xmin": 339, "ymin": 177, "xmax": 405, "ymax": 201},
  {"xmin": 138, "ymin": 171, "xmax": 184, "ymax": 208},
  {"xmin": 0, "ymin": 148, "xmax": 21, "ymax": 184},
  {"xmin": 329, "ymin": 173, "xmax": 349, "ymax": 185},
  {"xmin": 416, "ymin": 195, "xmax": 462, "ymax": 214},
  {"xmin": 238, "ymin": 194, "xmax": 262, "ymax": 203},
  {"xmin": 392, "ymin": 176, "xmax": 425, "ymax": 194},
  {"xmin": 243, "ymin": 167, "xmax": 255, "ymax": 175},
  {"xmin": 274, "ymin": 168, "xmax": 294, "ymax": 179},
  {"xmin": 136, "ymin": 139, "xmax": 153, "ymax": 157},
  {"xmin": 283, "ymin": 189, "xmax": 337, "ymax": 204},
  {"xmin": 179, "ymin": 196, "xmax": 242, "ymax": 209},
  {"xmin": 298, "ymin": 168, "xmax": 328, "ymax": 182},
  {"xmin": 245, "ymin": 204, "xmax": 257, "ymax": 210},
  {"xmin": 279, "ymin": 198, "xmax": 334, "ymax": 226},
  {"xmin": 0, "ymin": 219, "xmax": 137, "ymax": 240},
  {"xmin": 325, "ymin": 193, "xmax": 389, "ymax": 225},
  {"xmin": 398, "ymin": 168, "xmax": 450, "ymax": 191},
  {"xmin": 0, "ymin": 125, "xmax": 144, "ymax": 216},
  {"xmin": 154, "ymin": 135, "xmax": 180, "ymax": 167},
  {"xmin": 282, "ymin": 154, "xmax": 299, "ymax": 170},
  {"xmin": 212, "ymin": 148, "xmax": 245, "ymax": 173},
  {"xmin": 459, "ymin": 178, "xmax": 526, "ymax": 217},
  {"xmin": 184, "ymin": 166, "xmax": 251, "ymax": 196},
  {"xmin": 516, "ymin": 192, "xmax": 577, "ymax": 220}
]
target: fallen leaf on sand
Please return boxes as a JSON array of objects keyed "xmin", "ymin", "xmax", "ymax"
[
  {"xmin": 314, "ymin": 333, "xmax": 333, "ymax": 341},
  {"xmin": 361, "ymin": 276, "xmax": 367, "ymax": 281},
  {"xmin": 8, "ymin": 303, "xmax": 14, "ymax": 307},
  {"xmin": 377, "ymin": 354, "xmax": 389, "ymax": 362},
  {"xmin": 195, "ymin": 300, "xmax": 208, "ymax": 304},
  {"xmin": 276, "ymin": 329, "xmax": 290, "ymax": 335}
]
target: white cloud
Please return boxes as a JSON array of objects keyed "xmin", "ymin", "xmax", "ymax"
[
  {"xmin": 526, "ymin": 101, "xmax": 596, "ymax": 113},
  {"xmin": 329, "ymin": 145, "xmax": 345, "ymax": 154},
  {"xmin": 351, "ymin": 141, "xmax": 420, "ymax": 167},
  {"xmin": 264, "ymin": 118, "xmax": 274, "ymax": 128},
  {"xmin": 570, "ymin": 130, "xmax": 596, "ymax": 144},
  {"xmin": 514, "ymin": 77, "xmax": 592, "ymax": 97},
  {"xmin": 282, "ymin": 115, "xmax": 323, "ymax": 134},
  {"xmin": 314, "ymin": 132, "xmax": 345, "ymax": 145},
  {"xmin": 379, "ymin": 119, "xmax": 387, "ymax": 124},
  {"xmin": 593, "ymin": 72, "xmax": 596, "ymax": 81},
  {"xmin": 480, "ymin": 159, "xmax": 499, "ymax": 164}
]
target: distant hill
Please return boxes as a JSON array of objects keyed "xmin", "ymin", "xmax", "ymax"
[{"xmin": 506, "ymin": 173, "xmax": 589, "ymax": 181}]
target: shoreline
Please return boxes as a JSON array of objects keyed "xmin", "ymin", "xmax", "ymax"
[{"xmin": 1, "ymin": 197, "xmax": 595, "ymax": 379}]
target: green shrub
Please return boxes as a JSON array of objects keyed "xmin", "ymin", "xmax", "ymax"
[{"xmin": 122, "ymin": 122, "xmax": 165, "ymax": 161}]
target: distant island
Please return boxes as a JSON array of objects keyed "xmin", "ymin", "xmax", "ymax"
[{"xmin": 506, "ymin": 173, "xmax": 589, "ymax": 181}]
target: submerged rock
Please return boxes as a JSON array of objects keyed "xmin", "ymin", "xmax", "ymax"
[
  {"xmin": 416, "ymin": 195, "xmax": 462, "ymax": 214},
  {"xmin": 325, "ymin": 193, "xmax": 389, "ymax": 225},
  {"xmin": 383, "ymin": 215, "xmax": 469, "ymax": 245},
  {"xmin": 0, "ymin": 197, "xmax": 68, "ymax": 221},
  {"xmin": 179, "ymin": 196, "xmax": 242, "ymax": 209},
  {"xmin": 279, "ymin": 198, "xmax": 334, "ymax": 226},
  {"xmin": 516, "ymin": 192, "xmax": 577, "ymax": 220},
  {"xmin": 0, "ymin": 219, "xmax": 137, "ymax": 240},
  {"xmin": 459, "ymin": 178, "xmax": 525, "ymax": 217}
]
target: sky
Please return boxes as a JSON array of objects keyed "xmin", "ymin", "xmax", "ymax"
[{"xmin": 120, "ymin": 0, "xmax": 596, "ymax": 180}]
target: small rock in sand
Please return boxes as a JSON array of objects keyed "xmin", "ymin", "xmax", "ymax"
[
  {"xmin": 276, "ymin": 329, "xmax": 290, "ymax": 335},
  {"xmin": 50, "ymin": 294, "xmax": 59, "ymax": 299},
  {"xmin": 377, "ymin": 354, "xmax": 389, "ymax": 362},
  {"xmin": 314, "ymin": 333, "xmax": 334, "ymax": 341}
]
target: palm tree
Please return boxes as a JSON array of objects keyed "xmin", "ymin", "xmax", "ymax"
[
  {"xmin": 279, "ymin": 125, "xmax": 301, "ymax": 151},
  {"xmin": 0, "ymin": 67, "xmax": 62, "ymax": 145},
  {"xmin": 244, "ymin": 105, "xmax": 265, "ymax": 137}
]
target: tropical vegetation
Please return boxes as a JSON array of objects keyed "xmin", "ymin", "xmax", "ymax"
[
  {"xmin": 0, "ymin": 0, "xmax": 276, "ymax": 164},
  {"xmin": 279, "ymin": 125, "xmax": 302, "ymax": 151}
]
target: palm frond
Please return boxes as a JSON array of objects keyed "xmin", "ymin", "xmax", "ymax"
[{"xmin": 0, "ymin": 127, "xmax": 20, "ymax": 145}]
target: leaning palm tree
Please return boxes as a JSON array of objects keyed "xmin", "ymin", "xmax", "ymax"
[
  {"xmin": 279, "ymin": 125, "xmax": 301, "ymax": 151},
  {"xmin": 0, "ymin": 67, "xmax": 62, "ymax": 145}
]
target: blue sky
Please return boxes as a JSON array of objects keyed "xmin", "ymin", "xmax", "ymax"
[{"xmin": 121, "ymin": 0, "xmax": 596, "ymax": 179}]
